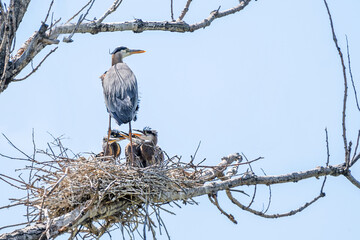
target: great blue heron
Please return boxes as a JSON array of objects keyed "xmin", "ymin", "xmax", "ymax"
[
  {"xmin": 101, "ymin": 46, "xmax": 145, "ymax": 164},
  {"xmin": 125, "ymin": 127, "xmax": 164, "ymax": 167}
]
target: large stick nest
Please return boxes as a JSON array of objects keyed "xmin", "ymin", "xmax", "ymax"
[
  {"xmin": 34, "ymin": 156, "xmax": 203, "ymax": 219},
  {"xmin": 2, "ymin": 137, "xmax": 242, "ymax": 239}
]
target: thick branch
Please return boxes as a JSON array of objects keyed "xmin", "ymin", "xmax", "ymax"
[
  {"xmin": 0, "ymin": 160, "xmax": 357, "ymax": 240},
  {"xmin": 0, "ymin": 1, "xmax": 253, "ymax": 93},
  {"xmin": 52, "ymin": 1, "xmax": 251, "ymax": 35},
  {"xmin": 163, "ymin": 164, "xmax": 347, "ymax": 201}
]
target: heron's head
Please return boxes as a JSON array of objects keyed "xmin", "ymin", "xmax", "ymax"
[
  {"xmin": 111, "ymin": 46, "xmax": 145, "ymax": 59},
  {"xmin": 135, "ymin": 127, "xmax": 158, "ymax": 145}
]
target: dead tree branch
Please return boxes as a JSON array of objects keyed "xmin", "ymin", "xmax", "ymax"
[
  {"xmin": 13, "ymin": 46, "xmax": 58, "ymax": 82},
  {"xmin": 226, "ymin": 189, "xmax": 325, "ymax": 219},
  {"xmin": 323, "ymin": 0, "xmax": 350, "ymax": 166},
  {"xmin": 0, "ymin": 0, "xmax": 252, "ymax": 93},
  {"xmin": 177, "ymin": 0, "xmax": 193, "ymax": 22},
  {"xmin": 346, "ymin": 36, "xmax": 360, "ymax": 112}
]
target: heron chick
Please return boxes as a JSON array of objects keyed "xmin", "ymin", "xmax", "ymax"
[
  {"xmin": 96, "ymin": 136, "xmax": 123, "ymax": 162},
  {"xmin": 125, "ymin": 128, "xmax": 164, "ymax": 168}
]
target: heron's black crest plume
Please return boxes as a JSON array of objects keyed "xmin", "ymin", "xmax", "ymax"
[
  {"xmin": 143, "ymin": 126, "xmax": 152, "ymax": 132},
  {"xmin": 111, "ymin": 46, "xmax": 128, "ymax": 55}
]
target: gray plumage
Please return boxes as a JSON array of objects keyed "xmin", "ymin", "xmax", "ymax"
[
  {"xmin": 102, "ymin": 63, "xmax": 138, "ymax": 125},
  {"xmin": 102, "ymin": 46, "xmax": 145, "ymax": 126}
]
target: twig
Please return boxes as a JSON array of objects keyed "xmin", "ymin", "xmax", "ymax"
[
  {"xmin": 1, "ymin": 135, "xmax": 30, "ymax": 160},
  {"xmin": 325, "ymin": 128, "xmax": 330, "ymax": 166},
  {"xmin": 0, "ymin": 222, "xmax": 29, "ymax": 231},
  {"xmin": 66, "ymin": 0, "xmax": 93, "ymax": 24},
  {"xmin": 345, "ymin": 171, "xmax": 360, "ymax": 189},
  {"xmin": 170, "ymin": 0, "xmax": 174, "ymax": 21},
  {"xmin": 323, "ymin": 0, "xmax": 350, "ymax": 166},
  {"xmin": 96, "ymin": 0, "xmax": 123, "ymax": 25},
  {"xmin": 228, "ymin": 189, "xmax": 249, "ymax": 197},
  {"xmin": 346, "ymin": 36, "xmax": 360, "ymax": 112},
  {"xmin": 13, "ymin": 47, "xmax": 58, "ymax": 82},
  {"xmin": 208, "ymin": 193, "xmax": 237, "ymax": 224},
  {"xmin": 46, "ymin": 167, "xmax": 69, "ymax": 197},
  {"xmin": 260, "ymin": 168, "xmax": 272, "ymax": 214},
  {"xmin": 177, "ymin": 0, "xmax": 193, "ymax": 22},
  {"xmin": 0, "ymin": 175, "xmax": 26, "ymax": 190},
  {"xmin": 0, "ymin": 202, "xmax": 24, "ymax": 210},
  {"xmin": 63, "ymin": 0, "xmax": 95, "ymax": 43},
  {"xmin": 44, "ymin": 0, "xmax": 55, "ymax": 23},
  {"xmin": 351, "ymin": 131, "xmax": 360, "ymax": 166},
  {"xmin": 0, "ymin": 173, "xmax": 27, "ymax": 188},
  {"xmin": 226, "ymin": 189, "xmax": 325, "ymax": 218},
  {"xmin": 190, "ymin": 141, "xmax": 201, "ymax": 165},
  {"xmin": 0, "ymin": 152, "xmax": 31, "ymax": 161},
  {"xmin": 242, "ymin": 153, "xmax": 256, "ymax": 208},
  {"xmin": 321, "ymin": 128, "xmax": 331, "ymax": 193},
  {"xmin": 27, "ymin": 129, "xmax": 37, "ymax": 223}
]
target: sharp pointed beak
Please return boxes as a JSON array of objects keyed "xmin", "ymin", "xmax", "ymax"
[
  {"xmin": 106, "ymin": 136, "xmax": 126, "ymax": 143},
  {"xmin": 131, "ymin": 133, "xmax": 143, "ymax": 138},
  {"xmin": 129, "ymin": 49, "xmax": 146, "ymax": 55},
  {"xmin": 112, "ymin": 132, "xmax": 142, "ymax": 141},
  {"xmin": 133, "ymin": 129, "xmax": 144, "ymax": 134},
  {"xmin": 108, "ymin": 139, "xmax": 121, "ymax": 144}
]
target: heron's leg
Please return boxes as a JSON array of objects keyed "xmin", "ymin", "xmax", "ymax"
[
  {"xmin": 129, "ymin": 121, "xmax": 134, "ymax": 166},
  {"xmin": 105, "ymin": 114, "xmax": 111, "ymax": 156}
]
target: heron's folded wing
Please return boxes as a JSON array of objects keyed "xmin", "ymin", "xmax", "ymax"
[{"xmin": 102, "ymin": 63, "xmax": 139, "ymax": 125}]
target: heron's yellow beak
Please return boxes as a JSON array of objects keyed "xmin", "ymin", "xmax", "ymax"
[{"xmin": 129, "ymin": 49, "xmax": 146, "ymax": 55}]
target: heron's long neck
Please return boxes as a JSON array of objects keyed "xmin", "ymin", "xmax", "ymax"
[{"xmin": 112, "ymin": 53, "xmax": 123, "ymax": 65}]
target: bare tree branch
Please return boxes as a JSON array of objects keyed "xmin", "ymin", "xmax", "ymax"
[
  {"xmin": 65, "ymin": 0, "xmax": 93, "ymax": 24},
  {"xmin": 0, "ymin": 0, "xmax": 252, "ymax": 93},
  {"xmin": 323, "ymin": 0, "xmax": 350, "ymax": 166},
  {"xmin": 177, "ymin": 0, "xmax": 193, "ymax": 21},
  {"xmin": 167, "ymin": 163, "xmax": 350, "ymax": 201},
  {"xmin": 170, "ymin": 0, "xmax": 175, "ymax": 21},
  {"xmin": 344, "ymin": 171, "xmax": 360, "ymax": 189},
  {"xmin": 208, "ymin": 193, "xmax": 237, "ymax": 224},
  {"xmin": 226, "ymin": 189, "xmax": 325, "ymax": 219},
  {"xmin": 346, "ymin": 36, "xmax": 360, "ymax": 112},
  {"xmin": 13, "ymin": 46, "xmax": 58, "ymax": 82},
  {"xmin": 96, "ymin": 0, "xmax": 123, "ymax": 25}
]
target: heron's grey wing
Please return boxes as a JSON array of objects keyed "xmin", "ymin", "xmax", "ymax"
[{"xmin": 102, "ymin": 63, "xmax": 139, "ymax": 125}]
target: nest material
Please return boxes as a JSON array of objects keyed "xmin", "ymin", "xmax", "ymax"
[
  {"xmin": 4, "ymin": 137, "xmax": 241, "ymax": 239},
  {"xmin": 33, "ymin": 156, "xmax": 202, "ymax": 219}
]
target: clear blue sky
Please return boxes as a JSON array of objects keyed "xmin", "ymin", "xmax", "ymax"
[{"xmin": 1, "ymin": 0, "xmax": 360, "ymax": 239}]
